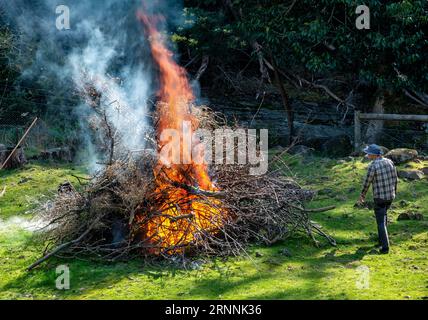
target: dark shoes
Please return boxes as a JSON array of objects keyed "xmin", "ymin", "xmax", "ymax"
[{"xmin": 379, "ymin": 248, "xmax": 389, "ymax": 254}]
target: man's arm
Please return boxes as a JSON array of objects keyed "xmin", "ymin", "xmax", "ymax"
[{"xmin": 360, "ymin": 164, "xmax": 375, "ymax": 200}]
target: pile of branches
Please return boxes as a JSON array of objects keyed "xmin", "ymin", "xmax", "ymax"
[{"xmin": 28, "ymin": 107, "xmax": 335, "ymax": 271}]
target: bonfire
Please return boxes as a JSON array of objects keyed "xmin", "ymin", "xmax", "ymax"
[{"xmin": 28, "ymin": 12, "xmax": 335, "ymax": 271}]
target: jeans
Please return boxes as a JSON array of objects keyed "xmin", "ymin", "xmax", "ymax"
[{"xmin": 374, "ymin": 198, "xmax": 392, "ymax": 250}]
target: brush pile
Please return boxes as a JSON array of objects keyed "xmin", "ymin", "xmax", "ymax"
[{"xmin": 28, "ymin": 106, "xmax": 335, "ymax": 271}]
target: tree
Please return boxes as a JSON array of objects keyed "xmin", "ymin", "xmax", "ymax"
[{"xmin": 179, "ymin": 0, "xmax": 428, "ymax": 144}]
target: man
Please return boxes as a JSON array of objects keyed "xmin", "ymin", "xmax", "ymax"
[{"xmin": 359, "ymin": 144, "xmax": 398, "ymax": 254}]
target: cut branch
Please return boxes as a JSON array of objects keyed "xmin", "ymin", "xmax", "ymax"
[
  {"xmin": 27, "ymin": 217, "xmax": 103, "ymax": 271},
  {"xmin": 304, "ymin": 205, "xmax": 336, "ymax": 213}
]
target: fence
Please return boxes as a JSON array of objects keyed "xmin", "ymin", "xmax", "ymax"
[
  {"xmin": 354, "ymin": 111, "xmax": 428, "ymax": 151},
  {"xmin": 0, "ymin": 113, "xmax": 54, "ymax": 155}
]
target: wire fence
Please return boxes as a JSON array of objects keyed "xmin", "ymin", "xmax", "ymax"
[
  {"xmin": 0, "ymin": 112, "xmax": 55, "ymax": 154},
  {"xmin": 359, "ymin": 118, "xmax": 428, "ymax": 152},
  {"xmin": 1, "ymin": 79, "xmax": 427, "ymax": 158}
]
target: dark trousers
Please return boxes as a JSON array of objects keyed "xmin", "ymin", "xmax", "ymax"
[{"xmin": 374, "ymin": 198, "xmax": 392, "ymax": 250}]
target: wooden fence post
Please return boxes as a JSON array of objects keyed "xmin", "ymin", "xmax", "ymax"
[{"xmin": 354, "ymin": 111, "xmax": 361, "ymax": 152}]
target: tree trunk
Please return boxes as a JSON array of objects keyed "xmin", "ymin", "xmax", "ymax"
[
  {"xmin": 222, "ymin": 0, "xmax": 294, "ymax": 144},
  {"xmin": 195, "ymin": 55, "xmax": 210, "ymax": 81},
  {"xmin": 271, "ymin": 57, "xmax": 294, "ymax": 145},
  {"xmin": 365, "ymin": 90, "xmax": 385, "ymax": 144}
]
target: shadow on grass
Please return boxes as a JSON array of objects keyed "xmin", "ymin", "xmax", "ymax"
[
  {"xmin": 4, "ymin": 200, "xmax": 425, "ymax": 300},
  {"xmin": 4, "ymin": 215, "xmax": 424, "ymax": 300},
  {"xmin": 2, "ymin": 256, "xmax": 184, "ymax": 299},
  {"xmin": 183, "ymin": 248, "xmax": 369, "ymax": 300},
  {"xmin": 2, "ymin": 157, "xmax": 427, "ymax": 299},
  {"xmin": 0, "ymin": 233, "xmax": 363, "ymax": 300}
]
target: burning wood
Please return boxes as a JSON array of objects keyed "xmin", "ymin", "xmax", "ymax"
[
  {"xmin": 29, "ymin": 107, "xmax": 334, "ymax": 270},
  {"xmin": 27, "ymin": 12, "xmax": 334, "ymax": 270},
  {"xmin": 134, "ymin": 12, "xmax": 229, "ymax": 255}
]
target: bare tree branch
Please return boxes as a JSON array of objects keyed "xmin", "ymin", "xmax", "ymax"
[{"xmin": 404, "ymin": 89, "xmax": 428, "ymax": 109}]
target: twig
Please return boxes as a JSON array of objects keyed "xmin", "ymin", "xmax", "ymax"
[
  {"xmin": 404, "ymin": 89, "xmax": 428, "ymax": 108},
  {"xmin": 28, "ymin": 106, "xmax": 335, "ymax": 263},
  {"xmin": 250, "ymin": 92, "xmax": 266, "ymax": 126},
  {"xmin": 311, "ymin": 223, "xmax": 337, "ymax": 246},
  {"xmin": 27, "ymin": 217, "xmax": 103, "ymax": 271},
  {"xmin": 304, "ymin": 205, "xmax": 336, "ymax": 213},
  {"xmin": 71, "ymin": 174, "xmax": 92, "ymax": 185}
]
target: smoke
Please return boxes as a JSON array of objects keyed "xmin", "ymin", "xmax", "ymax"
[
  {"xmin": 0, "ymin": 0, "xmax": 185, "ymax": 171},
  {"xmin": 0, "ymin": 216, "xmax": 46, "ymax": 233}
]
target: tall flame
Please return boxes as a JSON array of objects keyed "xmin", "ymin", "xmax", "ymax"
[{"xmin": 137, "ymin": 12, "xmax": 224, "ymax": 253}]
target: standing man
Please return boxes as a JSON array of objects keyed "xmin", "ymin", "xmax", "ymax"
[{"xmin": 359, "ymin": 144, "xmax": 398, "ymax": 254}]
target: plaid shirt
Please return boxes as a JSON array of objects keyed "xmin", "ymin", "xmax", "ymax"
[{"xmin": 361, "ymin": 157, "xmax": 398, "ymax": 201}]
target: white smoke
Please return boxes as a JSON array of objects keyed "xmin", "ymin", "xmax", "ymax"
[
  {"xmin": 0, "ymin": 216, "xmax": 46, "ymax": 233},
  {"xmin": 0, "ymin": 0, "xmax": 187, "ymax": 170},
  {"xmin": 68, "ymin": 26, "xmax": 151, "ymax": 152}
]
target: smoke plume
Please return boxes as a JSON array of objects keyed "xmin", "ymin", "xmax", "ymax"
[{"xmin": 0, "ymin": 0, "xmax": 185, "ymax": 170}]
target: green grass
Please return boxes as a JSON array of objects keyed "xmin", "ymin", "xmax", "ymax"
[
  {"xmin": 0, "ymin": 162, "xmax": 87, "ymax": 218},
  {"xmin": 0, "ymin": 158, "xmax": 427, "ymax": 300}
]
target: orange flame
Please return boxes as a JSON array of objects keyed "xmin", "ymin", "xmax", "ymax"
[{"xmin": 137, "ymin": 12, "xmax": 224, "ymax": 254}]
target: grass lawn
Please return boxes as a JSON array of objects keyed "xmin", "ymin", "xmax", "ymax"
[{"xmin": 0, "ymin": 157, "xmax": 427, "ymax": 300}]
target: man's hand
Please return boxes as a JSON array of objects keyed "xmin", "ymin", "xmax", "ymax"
[{"xmin": 358, "ymin": 194, "xmax": 366, "ymax": 204}]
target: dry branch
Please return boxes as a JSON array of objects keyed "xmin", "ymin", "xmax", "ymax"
[
  {"xmin": 29, "ymin": 106, "xmax": 334, "ymax": 269},
  {"xmin": 304, "ymin": 205, "xmax": 336, "ymax": 213},
  {"xmin": 27, "ymin": 216, "xmax": 104, "ymax": 271}
]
